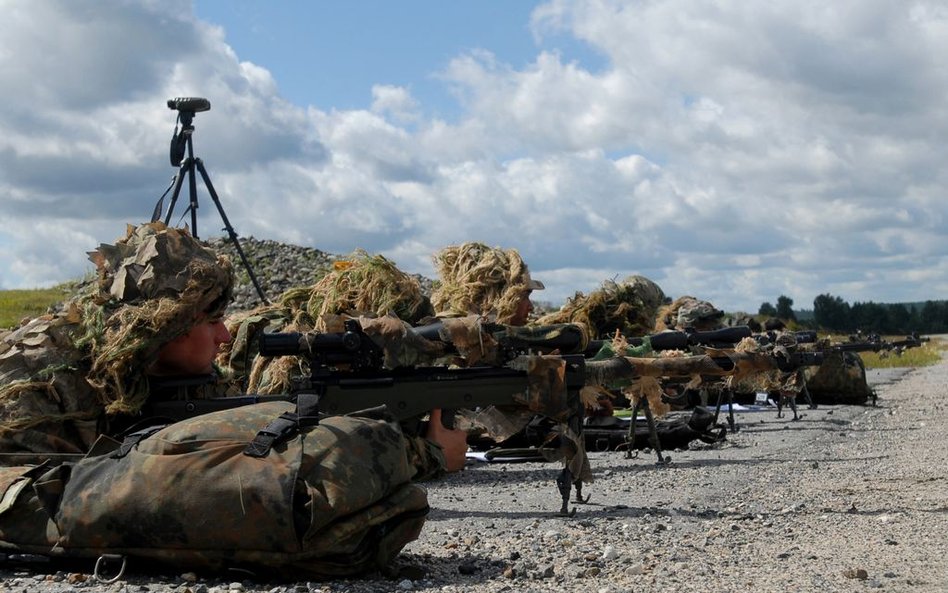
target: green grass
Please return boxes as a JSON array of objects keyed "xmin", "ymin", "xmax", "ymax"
[
  {"xmin": 821, "ymin": 333, "xmax": 946, "ymax": 369},
  {"xmin": 859, "ymin": 338, "xmax": 946, "ymax": 369},
  {"xmin": 0, "ymin": 287, "xmax": 72, "ymax": 329}
]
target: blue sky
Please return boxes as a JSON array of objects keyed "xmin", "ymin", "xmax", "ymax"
[
  {"xmin": 193, "ymin": 1, "xmax": 605, "ymax": 119},
  {"xmin": 1, "ymin": 0, "xmax": 947, "ymax": 313}
]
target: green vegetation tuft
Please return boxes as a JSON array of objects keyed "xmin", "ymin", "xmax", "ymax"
[
  {"xmin": 859, "ymin": 338, "xmax": 946, "ymax": 369},
  {"xmin": 0, "ymin": 286, "xmax": 72, "ymax": 329}
]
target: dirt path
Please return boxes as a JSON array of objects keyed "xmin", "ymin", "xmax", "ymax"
[{"xmin": 397, "ymin": 358, "xmax": 948, "ymax": 592}]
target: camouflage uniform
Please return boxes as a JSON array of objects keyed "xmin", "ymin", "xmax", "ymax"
[
  {"xmin": 0, "ymin": 225, "xmax": 437, "ymax": 577},
  {"xmin": 0, "ymin": 222, "xmax": 235, "ymax": 460}
]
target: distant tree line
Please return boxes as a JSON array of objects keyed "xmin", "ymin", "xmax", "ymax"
[{"xmin": 760, "ymin": 294, "xmax": 948, "ymax": 334}]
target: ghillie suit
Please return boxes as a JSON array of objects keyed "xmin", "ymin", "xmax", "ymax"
[
  {"xmin": 802, "ymin": 349, "xmax": 873, "ymax": 405},
  {"xmin": 654, "ymin": 296, "xmax": 725, "ymax": 332},
  {"xmin": 0, "ymin": 222, "xmax": 235, "ymax": 457},
  {"xmin": 722, "ymin": 313, "xmax": 762, "ymax": 333},
  {"xmin": 537, "ymin": 275, "xmax": 666, "ymax": 339},
  {"xmin": 219, "ymin": 249, "xmax": 434, "ymax": 394},
  {"xmin": 0, "ymin": 227, "xmax": 435, "ymax": 578},
  {"xmin": 282, "ymin": 249, "xmax": 433, "ymax": 328},
  {"xmin": 430, "ymin": 242, "xmax": 542, "ymax": 325}
]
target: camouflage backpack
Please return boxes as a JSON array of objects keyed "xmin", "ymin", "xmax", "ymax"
[
  {"xmin": 0, "ymin": 402, "xmax": 429, "ymax": 579},
  {"xmin": 803, "ymin": 350, "xmax": 874, "ymax": 405}
]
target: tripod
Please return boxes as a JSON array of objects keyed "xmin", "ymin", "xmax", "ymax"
[{"xmin": 152, "ymin": 98, "xmax": 268, "ymax": 304}]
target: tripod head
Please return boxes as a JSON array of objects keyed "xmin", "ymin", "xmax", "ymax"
[{"xmin": 168, "ymin": 97, "xmax": 211, "ymax": 167}]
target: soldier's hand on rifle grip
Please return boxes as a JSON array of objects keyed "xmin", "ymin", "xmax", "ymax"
[{"xmin": 427, "ymin": 409, "xmax": 468, "ymax": 473}]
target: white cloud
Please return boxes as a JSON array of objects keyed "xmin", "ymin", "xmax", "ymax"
[{"xmin": 1, "ymin": 0, "xmax": 947, "ymax": 316}]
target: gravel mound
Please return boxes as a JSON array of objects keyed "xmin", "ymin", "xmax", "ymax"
[
  {"xmin": 205, "ymin": 236, "xmax": 336, "ymax": 311},
  {"xmin": 1, "ymin": 354, "xmax": 945, "ymax": 592},
  {"xmin": 206, "ymin": 236, "xmax": 435, "ymax": 311}
]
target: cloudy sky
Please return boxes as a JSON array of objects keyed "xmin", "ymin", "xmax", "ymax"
[{"xmin": 1, "ymin": 0, "xmax": 946, "ymax": 313}]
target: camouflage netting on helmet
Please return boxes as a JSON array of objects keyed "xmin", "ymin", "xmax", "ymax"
[
  {"xmin": 537, "ymin": 275, "xmax": 665, "ymax": 339},
  {"xmin": 0, "ymin": 222, "xmax": 234, "ymax": 434},
  {"xmin": 654, "ymin": 296, "xmax": 725, "ymax": 332},
  {"xmin": 220, "ymin": 251, "xmax": 435, "ymax": 394},
  {"xmin": 78, "ymin": 222, "xmax": 234, "ymax": 415},
  {"xmin": 430, "ymin": 242, "xmax": 534, "ymax": 325}
]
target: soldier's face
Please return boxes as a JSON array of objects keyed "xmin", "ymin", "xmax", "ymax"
[
  {"xmin": 508, "ymin": 291, "xmax": 534, "ymax": 327},
  {"xmin": 152, "ymin": 316, "xmax": 232, "ymax": 376}
]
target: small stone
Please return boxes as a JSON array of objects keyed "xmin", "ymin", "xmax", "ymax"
[
  {"xmin": 626, "ymin": 564, "xmax": 646, "ymax": 575},
  {"xmin": 602, "ymin": 545, "xmax": 619, "ymax": 561},
  {"xmin": 503, "ymin": 566, "xmax": 516, "ymax": 579},
  {"xmin": 181, "ymin": 573, "xmax": 199, "ymax": 583},
  {"xmin": 228, "ymin": 583, "xmax": 245, "ymax": 592},
  {"xmin": 398, "ymin": 578, "xmax": 413, "ymax": 590},
  {"xmin": 843, "ymin": 568, "xmax": 869, "ymax": 580},
  {"xmin": 585, "ymin": 567, "xmax": 601, "ymax": 577},
  {"xmin": 67, "ymin": 573, "xmax": 87, "ymax": 584}
]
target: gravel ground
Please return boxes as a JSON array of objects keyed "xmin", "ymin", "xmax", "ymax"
[{"xmin": 1, "ymin": 358, "xmax": 944, "ymax": 593}]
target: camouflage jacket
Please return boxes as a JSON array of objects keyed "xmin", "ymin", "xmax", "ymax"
[{"xmin": 0, "ymin": 315, "xmax": 238, "ymax": 463}]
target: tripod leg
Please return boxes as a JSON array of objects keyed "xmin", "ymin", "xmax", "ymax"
[
  {"xmin": 194, "ymin": 159, "xmax": 270, "ymax": 305},
  {"xmin": 162, "ymin": 160, "xmax": 191, "ymax": 226}
]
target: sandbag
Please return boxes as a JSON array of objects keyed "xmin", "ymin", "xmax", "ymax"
[{"xmin": 0, "ymin": 403, "xmax": 429, "ymax": 578}]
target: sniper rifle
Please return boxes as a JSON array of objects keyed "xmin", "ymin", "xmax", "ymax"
[{"xmin": 146, "ymin": 319, "xmax": 590, "ymax": 516}]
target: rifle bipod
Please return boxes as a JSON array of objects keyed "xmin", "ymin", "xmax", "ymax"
[
  {"xmin": 555, "ymin": 468, "xmax": 590, "ymax": 516},
  {"xmin": 625, "ymin": 399, "xmax": 671, "ymax": 465}
]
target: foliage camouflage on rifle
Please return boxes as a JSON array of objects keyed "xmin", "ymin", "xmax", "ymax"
[{"xmin": 536, "ymin": 275, "xmax": 666, "ymax": 339}]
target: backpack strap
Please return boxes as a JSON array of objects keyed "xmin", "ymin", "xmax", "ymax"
[
  {"xmin": 110, "ymin": 425, "xmax": 169, "ymax": 459},
  {"xmin": 244, "ymin": 393, "xmax": 321, "ymax": 458}
]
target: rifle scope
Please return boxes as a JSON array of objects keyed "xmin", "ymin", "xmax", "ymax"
[{"xmin": 259, "ymin": 330, "xmax": 363, "ymax": 358}]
